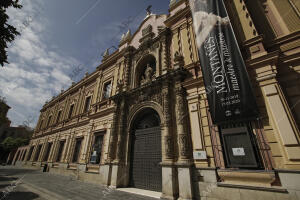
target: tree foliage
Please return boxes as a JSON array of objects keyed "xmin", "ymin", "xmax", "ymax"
[
  {"xmin": 0, "ymin": 96, "xmax": 10, "ymax": 126},
  {"xmin": 0, "ymin": 0, "xmax": 22, "ymax": 67},
  {"xmin": 1, "ymin": 136, "xmax": 28, "ymax": 151}
]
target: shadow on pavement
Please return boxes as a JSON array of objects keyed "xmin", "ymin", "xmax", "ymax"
[
  {"xmin": 0, "ymin": 177, "xmax": 18, "ymax": 182},
  {"xmin": 0, "ymin": 191, "xmax": 40, "ymax": 200},
  {"xmin": 0, "ymin": 184, "xmax": 12, "ymax": 189},
  {"xmin": 0, "ymin": 168, "xmax": 37, "ymax": 177}
]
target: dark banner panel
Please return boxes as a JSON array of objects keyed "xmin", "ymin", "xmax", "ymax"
[{"xmin": 189, "ymin": 0, "xmax": 259, "ymax": 124}]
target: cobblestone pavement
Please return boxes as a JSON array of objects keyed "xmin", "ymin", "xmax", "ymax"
[{"xmin": 0, "ymin": 166, "xmax": 157, "ymax": 200}]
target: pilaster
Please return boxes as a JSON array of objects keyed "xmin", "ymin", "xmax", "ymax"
[
  {"xmin": 124, "ymin": 47, "xmax": 134, "ymax": 91},
  {"xmin": 160, "ymin": 29, "xmax": 171, "ymax": 75},
  {"xmin": 81, "ymin": 124, "xmax": 94, "ymax": 163},
  {"xmin": 174, "ymin": 74, "xmax": 194, "ymax": 200}
]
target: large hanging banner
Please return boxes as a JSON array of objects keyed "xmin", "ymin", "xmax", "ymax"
[{"xmin": 189, "ymin": 0, "xmax": 259, "ymax": 124}]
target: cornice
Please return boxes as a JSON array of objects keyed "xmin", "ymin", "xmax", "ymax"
[
  {"xmin": 281, "ymin": 51, "xmax": 300, "ymax": 64},
  {"xmin": 246, "ymin": 51, "xmax": 280, "ymax": 67},
  {"xmin": 243, "ymin": 35, "xmax": 264, "ymax": 48},
  {"xmin": 33, "ymin": 118, "xmax": 90, "ymax": 139},
  {"xmin": 168, "ymin": 0, "xmax": 188, "ymax": 12},
  {"xmin": 165, "ymin": 6, "xmax": 191, "ymax": 28},
  {"xmin": 41, "ymin": 70, "xmax": 100, "ymax": 111},
  {"xmin": 98, "ymin": 47, "xmax": 127, "ymax": 70},
  {"xmin": 266, "ymin": 30, "xmax": 300, "ymax": 49}
]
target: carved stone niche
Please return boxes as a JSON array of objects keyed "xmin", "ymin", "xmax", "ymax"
[{"xmin": 135, "ymin": 54, "xmax": 157, "ymax": 87}]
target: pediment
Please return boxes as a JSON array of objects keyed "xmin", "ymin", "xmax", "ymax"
[{"xmin": 129, "ymin": 14, "xmax": 167, "ymax": 49}]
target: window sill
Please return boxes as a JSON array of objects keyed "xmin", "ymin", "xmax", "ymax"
[
  {"xmin": 217, "ymin": 169, "xmax": 276, "ymax": 188},
  {"xmin": 217, "ymin": 182, "xmax": 287, "ymax": 193},
  {"xmin": 86, "ymin": 164, "xmax": 100, "ymax": 173},
  {"xmin": 68, "ymin": 163, "xmax": 77, "ymax": 170},
  {"xmin": 52, "ymin": 163, "xmax": 59, "ymax": 168}
]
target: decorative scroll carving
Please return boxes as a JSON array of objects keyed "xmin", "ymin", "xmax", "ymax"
[
  {"xmin": 179, "ymin": 134, "xmax": 190, "ymax": 157},
  {"xmin": 175, "ymin": 84, "xmax": 186, "ymax": 124},
  {"xmin": 174, "ymin": 79, "xmax": 191, "ymax": 160},
  {"xmin": 124, "ymin": 47, "xmax": 134, "ymax": 90},
  {"xmin": 165, "ymin": 136, "xmax": 173, "ymax": 158},
  {"xmin": 162, "ymin": 82, "xmax": 171, "ymax": 126},
  {"xmin": 142, "ymin": 25, "xmax": 153, "ymax": 37}
]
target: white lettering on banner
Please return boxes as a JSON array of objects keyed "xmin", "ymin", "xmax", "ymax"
[
  {"xmin": 204, "ymin": 37, "xmax": 228, "ymax": 94},
  {"xmin": 219, "ymin": 33, "xmax": 240, "ymax": 91}
]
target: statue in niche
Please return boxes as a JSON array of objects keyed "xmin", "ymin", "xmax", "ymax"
[{"xmin": 140, "ymin": 63, "xmax": 155, "ymax": 85}]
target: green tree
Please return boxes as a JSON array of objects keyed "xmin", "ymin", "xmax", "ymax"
[
  {"xmin": 0, "ymin": 0, "xmax": 22, "ymax": 67},
  {"xmin": 0, "ymin": 96, "xmax": 10, "ymax": 126},
  {"xmin": 1, "ymin": 137, "xmax": 28, "ymax": 151}
]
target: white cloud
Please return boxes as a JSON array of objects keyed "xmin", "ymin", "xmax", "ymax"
[{"xmin": 1, "ymin": 0, "xmax": 80, "ymax": 128}]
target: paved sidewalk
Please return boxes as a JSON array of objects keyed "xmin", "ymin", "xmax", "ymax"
[{"xmin": 0, "ymin": 166, "xmax": 157, "ymax": 200}]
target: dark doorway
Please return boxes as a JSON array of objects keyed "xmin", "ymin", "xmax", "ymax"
[
  {"xmin": 43, "ymin": 143, "xmax": 52, "ymax": 162},
  {"xmin": 129, "ymin": 108, "xmax": 162, "ymax": 192},
  {"xmin": 72, "ymin": 138, "xmax": 83, "ymax": 163}
]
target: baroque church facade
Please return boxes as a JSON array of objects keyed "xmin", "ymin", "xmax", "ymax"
[{"xmin": 13, "ymin": 0, "xmax": 300, "ymax": 199}]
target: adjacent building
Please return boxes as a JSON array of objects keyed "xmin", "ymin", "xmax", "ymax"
[{"xmin": 14, "ymin": 0, "xmax": 300, "ymax": 199}]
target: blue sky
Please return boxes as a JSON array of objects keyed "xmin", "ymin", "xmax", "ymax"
[{"xmin": 1, "ymin": 0, "xmax": 170, "ymax": 127}]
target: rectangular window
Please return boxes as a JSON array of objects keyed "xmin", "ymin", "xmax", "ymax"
[
  {"xmin": 47, "ymin": 116, "xmax": 52, "ymax": 127},
  {"xmin": 68, "ymin": 104, "xmax": 74, "ymax": 119},
  {"xmin": 43, "ymin": 143, "xmax": 52, "ymax": 162},
  {"xmin": 220, "ymin": 124, "xmax": 261, "ymax": 168},
  {"xmin": 89, "ymin": 134, "xmax": 104, "ymax": 164},
  {"xmin": 56, "ymin": 110, "xmax": 62, "ymax": 124},
  {"xmin": 34, "ymin": 145, "xmax": 42, "ymax": 161},
  {"xmin": 102, "ymin": 81, "xmax": 112, "ymax": 100},
  {"xmin": 56, "ymin": 141, "xmax": 65, "ymax": 162},
  {"xmin": 84, "ymin": 96, "xmax": 91, "ymax": 113},
  {"xmin": 27, "ymin": 146, "xmax": 34, "ymax": 161},
  {"xmin": 72, "ymin": 138, "xmax": 83, "ymax": 163}
]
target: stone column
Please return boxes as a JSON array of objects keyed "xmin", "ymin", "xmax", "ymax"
[
  {"xmin": 111, "ymin": 97, "xmax": 128, "ymax": 188},
  {"xmin": 92, "ymin": 71, "xmax": 101, "ymax": 102},
  {"xmin": 100, "ymin": 121, "xmax": 118, "ymax": 185},
  {"xmin": 38, "ymin": 137, "xmax": 48, "ymax": 162},
  {"xmin": 81, "ymin": 124, "xmax": 93, "ymax": 163},
  {"xmin": 175, "ymin": 79, "xmax": 194, "ymax": 200},
  {"xmin": 30, "ymin": 142, "xmax": 39, "ymax": 162},
  {"xmin": 24, "ymin": 146, "xmax": 31, "ymax": 163},
  {"xmin": 124, "ymin": 47, "xmax": 133, "ymax": 91},
  {"xmin": 160, "ymin": 29, "xmax": 170, "ymax": 75},
  {"xmin": 66, "ymin": 135, "xmax": 76, "ymax": 163},
  {"xmin": 115, "ymin": 98, "xmax": 126, "ymax": 163},
  {"xmin": 49, "ymin": 136, "xmax": 59, "ymax": 162},
  {"xmin": 62, "ymin": 133, "xmax": 71, "ymax": 163},
  {"xmin": 161, "ymin": 80, "xmax": 178, "ymax": 200},
  {"xmin": 175, "ymin": 83, "xmax": 191, "ymax": 162},
  {"xmin": 162, "ymin": 80, "xmax": 173, "ymax": 162},
  {"xmin": 85, "ymin": 131, "xmax": 94, "ymax": 164},
  {"xmin": 106, "ymin": 105, "xmax": 120, "ymax": 163}
]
